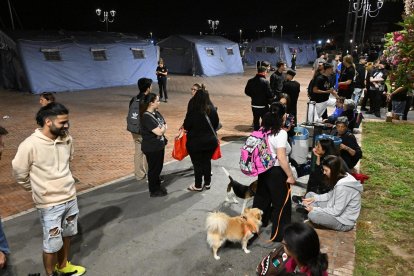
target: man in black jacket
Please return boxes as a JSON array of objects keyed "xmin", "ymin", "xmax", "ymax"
[
  {"xmin": 282, "ymin": 70, "xmax": 300, "ymax": 125},
  {"xmin": 270, "ymin": 61, "xmax": 286, "ymax": 99},
  {"xmin": 245, "ymin": 61, "xmax": 273, "ymax": 131}
]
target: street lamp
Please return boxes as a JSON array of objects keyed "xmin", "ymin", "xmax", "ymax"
[
  {"xmin": 269, "ymin": 25, "xmax": 277, "ymax": 37},
  {"xmin": 350, "ymin": 0, "xmax": 384, "ymax": 52},
  {"xmin": 207, "ymin": 19, "xmax": 219, "ymax": 35},
  {"xmin": 256, "ymin": 29, "xmax": 266, "ymax": 39},
  {"xmin": 239, "ymin": 29, "xmax": 242, "ymax": 43},
  {"xmin": 96, "ymin": 8, "xmax": 116, "ymax": 32},
  {"xmin": 280, "ymin": 25, "xmax": 284, "ymax": 39}
]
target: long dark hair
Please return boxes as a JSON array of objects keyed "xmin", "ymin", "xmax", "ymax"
[
  {"xmin": 318, "ymin": 138, "xmax": 338, "ymax": 157},
  {"xmin": 40, "ymin": 92, "xmax": 56, "ymax": 102},
  {"xmin": 322, "ymin": 155, "xmax": 347, "ymax": 188},
  {"xmin": 262, "ymin": 102, "xmax": 285, "ymax": 135},
  {"xmin": 139, "ymin": 93, "xmax": 158, "ymax": 118},
  {"xmin": 188, "ymin": 87, "xmax": 211, "ymax": 114},
  {"xmin": 283, "ymin": 223, "xmax": 328, "ymax": 276}
]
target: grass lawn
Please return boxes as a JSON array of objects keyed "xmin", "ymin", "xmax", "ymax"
[{"xmin": 355, "ymin": 122, "xmax": 414, "ymax": 275}]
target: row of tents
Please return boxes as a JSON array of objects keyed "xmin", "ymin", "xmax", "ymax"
[{"xmin": 0, "ymin": 30, "xmax": 317, "ymax": 94}]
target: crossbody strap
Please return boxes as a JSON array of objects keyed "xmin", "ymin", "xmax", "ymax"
[{"xmin": 205, "ymin": 113, "xmax": 218, "ymax": 140}]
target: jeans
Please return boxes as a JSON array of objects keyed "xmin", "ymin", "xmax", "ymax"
[
  {"xmin": 352, "ymin": 88, "xmax": 363, "ymax": 106},
  {"xmin": 38, "ymin": 199, "xmax": 79, "ymax": 253}
]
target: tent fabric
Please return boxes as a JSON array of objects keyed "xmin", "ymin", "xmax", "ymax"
[
  {"xmin": 158, "ymin": 35, "xmax": 243, "ymax": 77},
  {"xmin": 0, "ymin": 30, "xmax": 28, "ymax": 91},
  {"xmin": 2, "ymin": 31, "xmax": 158, "ymax": 94},
  {"xmin": 245, "ymin": 37, "xmax": 317, "ymax": 68}
]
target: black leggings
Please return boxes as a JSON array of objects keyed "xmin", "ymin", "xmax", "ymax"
[
  {"xmin": 144, "ymin": 149, "xmax": 165, "ymax": 193},
  {"xmin": 158, "ymin": 77, "xmax": 168, "ymax": 99},
  {"xmin": 189, "ymin": 148, "xmax": 215, "ymax": 188},
  {"xmin": 253, "ymin": 166, "xmax": 291, "ymax": 242}
]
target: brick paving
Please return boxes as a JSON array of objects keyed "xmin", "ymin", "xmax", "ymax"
[{"xmin": 1, "ymin": 66, "xmax": 357, "ymax": 275}]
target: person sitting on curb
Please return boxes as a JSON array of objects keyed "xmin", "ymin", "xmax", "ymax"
[
  {"xmin": 301, "ymin": 155, "xmax": 363, "ymax": 231},
  {"xmin": 330, "ymin": 116, "xmax": 362, "ymax": 170}
]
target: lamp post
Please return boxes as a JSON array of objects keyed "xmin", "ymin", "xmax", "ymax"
[
  {"xmin": 349, "ymin": 0, "xmax": 384, "ymax": 53},
  {"xmin": 269, "ymin": 25, "xmax": 277, "ymax": 37},
  {"xmin": 96, "ymin": 8, "xmax": 116, "ymax": 32},
  {"xmin": 207, "ymin": 19, "xmax": 219, "ymax": 35},
  {"xmin": 239, "ymin": 29, "xmax": 242, "ymax": 43},
  {"xmin": 280, "ymin": 25, "xmax": 284, "ymax": 39}
]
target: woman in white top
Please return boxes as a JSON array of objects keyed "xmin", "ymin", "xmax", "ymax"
[{"xmin": 252, "ymin": 102, "xmax": 296, "ymax": 242}]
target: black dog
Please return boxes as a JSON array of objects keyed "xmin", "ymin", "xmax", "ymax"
[{"xmin": 222, "ymin": 167, "xmax": 258, "ymax": 214}]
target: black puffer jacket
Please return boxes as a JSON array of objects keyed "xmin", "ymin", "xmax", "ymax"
[{"xmin": 245, "ymin": 74, "xmax": 273, "ymax": 107}]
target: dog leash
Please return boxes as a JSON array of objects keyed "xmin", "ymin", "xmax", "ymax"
[{"xmin": 257, "ymin": 182, "xmax": 292, "ymax": 243}]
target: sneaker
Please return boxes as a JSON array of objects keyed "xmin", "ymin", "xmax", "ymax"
[
  {"xmin": 204, "ymin": 184, "xmax": 211, "ymax": 190},
  {"xmin": 374, "ymin": 112, "xmax": 381, "ymax": 118},
  {"xmin": 55, "ymin": 261, "xmax": 86, "ymax": 276},
  {"xmin": 159, "ymin": 176, "xmax": 165, "ymax": 183},
  {"xmin": 164, "ymin": 99, "xmax": 168, "ymax": 103},
  {"xmin": 150, "ymin": 190, "xmax": 168, "ymax": 197},
  {"xmin": 295, "ymin": 206, "xmax": 309, "ymax": 215}
]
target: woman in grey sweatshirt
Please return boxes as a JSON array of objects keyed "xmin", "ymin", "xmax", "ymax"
[{"xmin": 302, "ymin": 155, "xmax": 363, "ymax": 231}]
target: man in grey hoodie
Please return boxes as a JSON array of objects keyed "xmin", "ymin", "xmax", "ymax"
[{"xmin": 302, "ymin": 155, "xmax": 363, "ymax": 231}]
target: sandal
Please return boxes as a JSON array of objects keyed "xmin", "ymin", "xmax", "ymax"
[{"xmin": 187, "ymin": 184, "xmax": 203, "ymax": 192}]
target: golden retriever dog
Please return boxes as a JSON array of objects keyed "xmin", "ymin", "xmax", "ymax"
[{"xmin": 206, "ymin": 208, "xmax": 263, "ymax": 260}]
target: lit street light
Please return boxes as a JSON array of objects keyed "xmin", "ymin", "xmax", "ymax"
[
  {"xmin": 207, "ymin": 19, "xmax": 219, "ymax": 35},
  {"xmin": 269, "ymin": 25, "xmax": 277, "ymax": 37},
  {"xmin": 280, "ymin": 25, "xmax": 284, "ymax": 39},
  {"xmin": 239, "ymin": 29, "xmax": 242, "ymax": 43},
  {"xmin": 96, "ymin": 8, "xmax": 116, "ymax": 32}
]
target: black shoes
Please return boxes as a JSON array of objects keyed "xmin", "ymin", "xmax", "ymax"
[
  {"xmin": 292, "ymin": 195, "xmax": 303, "ymax": 205},
  {"xmin": 374, "ymin": 112, "xmax": 381, "ymax": 118},
  {"xmin": 150, "ymin": 189, "xmax": 168, "ymax": 197},
  {"xmin": 360, "ymin": 107, "xmax": 368, "ymax": 111}
]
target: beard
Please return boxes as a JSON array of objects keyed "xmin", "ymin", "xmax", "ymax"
[{"xmin": 50, "ymin": 123, "xmax": 68, "ymax": 138}]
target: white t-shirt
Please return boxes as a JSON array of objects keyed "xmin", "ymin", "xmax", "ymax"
[{"xmin": 268, "ymin": 129, "xmax": 291, "ymax": 166}]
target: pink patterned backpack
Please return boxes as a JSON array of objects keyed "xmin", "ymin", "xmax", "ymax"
[{"xmin": 240, "ymin": 128, "xmax": 275, "ymax": 177}]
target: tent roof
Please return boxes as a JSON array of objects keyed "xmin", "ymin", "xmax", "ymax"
[
  {"xmin": 249, "ymin": 36, "xmax": 316, "ymax": 45},
  {"xmin": 7, "ymin": 30, "xmax": 148, "ymax": 44},
  {"xmin": 159, "ymin": 35, "xmax": 237, "ymax": 45}
]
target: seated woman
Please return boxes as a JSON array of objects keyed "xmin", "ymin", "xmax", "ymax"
[
  {"xmin": 302, "ymin": 155, "xmax": 363, "ymax": 231},
  {"xmin": 282, "ymin": 222, "xmax": 328, "ymax": 276},
  {"xmin": 330, "ymin": 116, "xmax": 362, "ymax": 170},
  {"xmin": 305, "ymin": 138, "xmax": 340, "ymax": 194}
]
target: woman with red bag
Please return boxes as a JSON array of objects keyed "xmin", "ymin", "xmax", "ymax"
[{"xmin": 184, "ymin": 86, "xmax": 220, "ymax": 192}]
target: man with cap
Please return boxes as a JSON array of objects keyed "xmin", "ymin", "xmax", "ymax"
[
  {"xmin": 245, "ymin": 61, "xmax": 273, "ymax": 131},
  {"xmin": 331, "ymin": 116, "xmax": 362, "ymax": 170},
  {"xmin": 127, "ymin": 78, "xmax": 153, "ymax": 181},
  {"xmin": 282, "ymin": 70, "xmax": 300, "ymax": 125}
]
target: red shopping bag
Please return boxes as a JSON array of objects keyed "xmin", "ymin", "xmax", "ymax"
[
  {"xmin": 172, "ymin": 129, "xmax": 188, "ymax": 161},
  {"xmin": 211, "ymin": 140, "xmax": 222, "ymax": 160}
]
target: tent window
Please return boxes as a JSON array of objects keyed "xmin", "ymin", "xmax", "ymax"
[
  {"xmin": 226, "ymin": 48, "xmax": 234, "ymax": 55},
  {"xmin": 91, "ymin": 48, "xmax": 107, "ymax": 61},
  {"xmin": 131, "ymin": 48, "xmax": 146, "ymax": 59},
  {"xmin": 205, "ymin": 48, "xmax": 214, "ymax": 56},
  {"xmin": 255, "ymin": 47, "xmax": 263, "ymax": 53},
  {"xmin": 265, "ymin": 47, "xmax": 276, "ymax": 54},
  {"xmin": 41, "ymin": 49, "xmax": 61, "ymax": 61}
]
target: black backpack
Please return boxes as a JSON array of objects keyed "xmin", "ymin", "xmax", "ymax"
[{"xmin": 126, "ymin": 96, "xmax": 141, "ymax": 134}]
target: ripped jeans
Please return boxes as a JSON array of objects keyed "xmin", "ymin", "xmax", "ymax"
[{"xmin": 38, "ymin": 199, "xmax": 79, "ymax": 253}]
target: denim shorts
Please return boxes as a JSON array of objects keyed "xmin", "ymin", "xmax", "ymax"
[
  {"xmin": 38, "ymin": 199, "xmax": 79, "ymax": 253},
  {"xmin": 392, "ymin": 100, "xmax": 406, "ymax": 116}
]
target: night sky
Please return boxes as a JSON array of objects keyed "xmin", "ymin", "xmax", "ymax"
[{"xmin": 0, "ymin": 0, "xmax": 405, "ymax": 41}]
